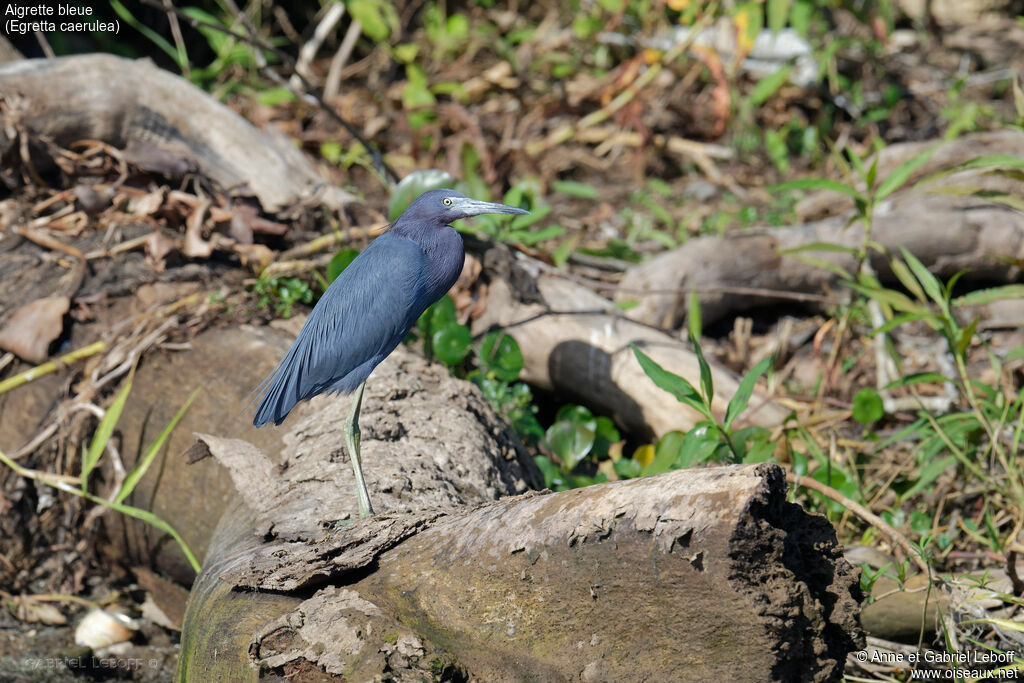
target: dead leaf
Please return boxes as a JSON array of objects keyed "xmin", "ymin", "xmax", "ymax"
[
  {"xmin": 8, "ymin": 596, "xmax": 66, "ymax": 625},
  {"xmin": 133, "ymin": 567, "xmax": 188, "ymax": 631},
  {"xmin": 127, "ymin": 188, "xmax": 165, "ymax": 216},
  {"xmin": 145, "ymin": 231, "xmax": 177, "ymax": 272},
  {"xmin": 183, "ymin": 201, "xmax": 213, "ymax": 259},
  {"xmin": 233, "ymin": 243, "xmax": 275, "ymax": 270},
  {"xmin": 0, "ymin": 296, "xmax": 69, "ymax": 363}
]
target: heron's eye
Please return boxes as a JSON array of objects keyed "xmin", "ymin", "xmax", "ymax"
[{"xmin": 442, "ymin": 197, "xmax": 453, "ymax": 207}]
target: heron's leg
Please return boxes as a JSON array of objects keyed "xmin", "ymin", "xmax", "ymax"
[{"xmin": 343, "ymin": 381, "xmax": 374, "ymax": 518}]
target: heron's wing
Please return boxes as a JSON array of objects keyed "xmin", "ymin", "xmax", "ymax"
[{"xmin": 252, "ymin": 234, "xmax": 425, "ymax": 426}]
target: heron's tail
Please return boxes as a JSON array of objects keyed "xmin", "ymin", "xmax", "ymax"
[{"xmin": 250, "ymin": 343, "xmax": 306, "ymax": 427}]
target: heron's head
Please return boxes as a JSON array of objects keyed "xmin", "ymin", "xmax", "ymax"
[{"xmin": 399, "ymin": 189, "xmax": 529, "ymax": 228}]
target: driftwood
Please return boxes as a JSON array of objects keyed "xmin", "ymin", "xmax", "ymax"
[
  {"xmin": 0, "ymin": 54, "xmax": 353, "ymax": 213},
  {"xmin": 473, "ymin": 272, "xmax": 788, "ymax": 439},
  {"xmin": 180, "ymin": 421, "xmax": 862, "ymax": 681},
  {"xmin": 619, "ymin": 130, "xmax": 1024, "ymax": 330}
]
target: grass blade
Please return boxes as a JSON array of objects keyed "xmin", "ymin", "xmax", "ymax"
[
  {"xmin": 82, "ymin": 374, "xmax": 133, "ymax": 493},
  {"xmin": 689, "ymin": 333, "xmax": 714, "ymax": 403},
  {"xmin": 900, "ymin": 248, "xmax": 945, "ymax": 309},
  {"xmin": 954, "ymin": 284, "xmax": 1024, "ymax": 307},
  {"xmin": 724, "ymin": 357, "xmax": 771, "ymax": 431},
  {"xmin": 115, "ymin": 388, "xmax": 200, "ymax": 505},
  {"xmin": 772, "ymin": 177, "xmax": 861, "ymax": 199},
  {"xmin": 631, "ymin": 344, "xmax": 712, "ymax": 420},
  {"xmin": 876, "ymin": 144, "xmax": 939, "ymax": 201}
]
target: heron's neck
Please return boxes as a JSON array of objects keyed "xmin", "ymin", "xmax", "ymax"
[{"xmin": 400, "ymin": 225, "xmax": 464, "ymax": 300}]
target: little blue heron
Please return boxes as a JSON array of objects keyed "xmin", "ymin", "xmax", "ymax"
[{"xmin": 251, "ymin": 189, "xmax": 528, "ymax": 518}]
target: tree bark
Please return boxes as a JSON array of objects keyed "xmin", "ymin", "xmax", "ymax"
[{"xmin": 179, "ymin": 441, "xmax": 863, "ymax": 682}]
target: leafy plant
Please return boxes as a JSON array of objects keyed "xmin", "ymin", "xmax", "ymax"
[
  {"xmin": 536, "ymin": 405, "xmax": 621, "ymax": 490},
  {"xmin": 252, "ymin": 276, "xmax": 315, "ymax": 318},
  {"xmin": 629, "ymin": 337, "xmax": 774, "ymax": 472}
]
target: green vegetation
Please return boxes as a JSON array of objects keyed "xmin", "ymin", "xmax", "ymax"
[{"xmin": 0, "ymin": 372, "xmax": 201, "ymax": 573}]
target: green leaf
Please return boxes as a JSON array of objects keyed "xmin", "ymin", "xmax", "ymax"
[
  {"xmin": 780, "ymin": 241, "xmax": 861, "ymax": 256},
  {"xmin": 613, "ymin": 458, "xmax": 642, "ymax": 479},
  {"xmin": 900, "ymin": 248, "xmax": 945, "ymax": 309},
  {"xmin": 81, "ymin": 489, "xmax": 200, "ymax": 573},
  {"xmin": 724, "ymin": 357, "xmax": 771, "ymax": 430},
  {"xmin": 327, "ymin": 248, "xmax": 360, "ymax": 283},
  {"xmin": 432, "ymin": 323, "xmax": 472, "ymax": 366},
  {"xmin": 915, "ymin": 154, "xmax": 1024, "ymax": 189},
  {"xmin": 689, "ymin": 333, "xmax": 714, "ymax": 404},
  {"xmin": 889, "ymin": 258, "xmax": 927, "ymax": 302},
  {"xmin": 349, "ymin": 0, "xmax": 390, "ymax": 41},
  {"xmin": 787, "ymin": 254, "xmax": 853, "ymax": 280},
  {"xmin": 320, "ymin": 141, "xmax": 343, "ymax": 164},
  {"xmin": 552, "ymin": 181, "xmax": 600, "ymax": 200},
  {"xmin": 115, "ymin": 388, "xmax": 199, "ymax": 504},
  {"xmin": 767, "ymin": 0, "xmax": 791, "ymax": 33},
  {"xmin": 771, "ymin": 177, "xmax": 861, "ymax": 200},
  {"xmin": 846, "ymin": 281, "xmax": 925, "ymax": 315},
  {"xmin": 545, "ymin": 420, "xmax": 595, "ymax": 472},
  {"xmin": 749, "ymin": 64, "xmax": 792, "ymax": 106},
  {"xmin": 954, "ymin": 284, "xmax": 1024, "ymax": 307},
  {"xmin": 389, "ymin": 170, "xmax": 456, "ymax": 221},
  {"xmin": 909, "ymin": 509, "xmax": 932, "ymax": 535},
  {"xmin": 866, "ymin": 156, "xmax": 879, "ymax": 191},
  {"xmin": 479, "ymin": 332, "xmax": 524, "ymax": 382},
  {"xmin": 677, "ymin": 425, "xmax": 725, "ymax": 468},
  {"xmin": 956, "ymin": 318, "xmax": 978, "ymax": 356},
  {"xmin": 852, "ymin": 388, "xmax": 884, "ymax": 424},
  {"xmin": 402, "ymin": 64, "xmax": 437, "ymax": 109},
  {"xmin": 257, "ymin": 87, "xmax": 296, "ymax": 107},
  {"xmin": 898, "ymin": 455, "xmax": 957, "ymax": 502},
  {"xmin": 788, "ymin": 0, "xmax": 812, "ymax": 35},
  {"xmin": 427, "ymin": 295, "xmax": 458, "ymax": 334},
  {"xmin": 83, "ymin": 375, "xmax": 133, "ymax": 492},
  {"xmin": 631, "ymin": 345, "xmax": 712, "ymax": 420},
  {"xmin": 869, "ymin": 312, "xmax": 937, "ymax": 337},
  {"xmin": 876, "ymin": 144, "xmax": 938, "ymax": 201},
  {"xmin": 884, "ymin": 372, "xmax": 951, "ymax": 390},
  {"xmin": 592, "ymin": 416, "xmax": 620, "ymax": 458},
  {"xmin": 688, "ymin": 292, "xmax": 702, "ymax": 341},
  {"xmin": 641, "ymin": 431, "xmax": 686, "ymax": 476},
  {"xmin": 111, "ymin": 0, "xmax": 187, "ymax": 68},
  {"xmin": 509, "ymin": 205, "xmax": 552, "ymax": 230}
]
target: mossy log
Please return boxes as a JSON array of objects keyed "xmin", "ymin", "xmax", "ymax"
[{"xmin": 178, "ymin": 441, "xmax": 862, "ymax": 681}]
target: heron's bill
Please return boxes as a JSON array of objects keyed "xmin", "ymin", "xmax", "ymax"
[{"xmin": 456, "ymin": 198, "xmax": 530, "ymax": 217}]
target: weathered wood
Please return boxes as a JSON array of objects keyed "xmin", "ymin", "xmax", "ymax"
[
  {"xmin": 104, "ymin": 323, "xmax": 539, "ymax": 586},
  {"xmin": 0, "ymin": 54, "xmax": 353, "ymax": 213},
  {"xmin": 618, "ymin": 131, "xmax": 1024, "ymax": 329},
  {"xmin": 179, "ymin": 441, "xmax": 863, "ymax": 681},
  {"xmin": 473, "ymin": 274, "xmax": 788, "ymax": 439}
]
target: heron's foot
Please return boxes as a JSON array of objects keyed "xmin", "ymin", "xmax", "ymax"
[{"xmin": 328, "ymin": 517, "xmax": 356, "ymax": 532}]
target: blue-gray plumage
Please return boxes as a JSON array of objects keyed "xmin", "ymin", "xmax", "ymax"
[{"xmin": 251, "ymin": 188, "xmax": 528, "ymax": 518}]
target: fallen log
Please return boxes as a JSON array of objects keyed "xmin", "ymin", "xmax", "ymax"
[
  {"xmin": 180, "ymin": 427, "xmax": 863, "ymax": 681},
  {"xmin": 0, "ymin": 54, "xmax": 353, "ymax": 213},
  {"xmin": 618, "ymin": 131, "xmax": 1024, "ymax": 330},
  {"xmin": 473, "ymin": 272, "xmax": 788, "ymax": 439},
  {"xmin": 104, "ymin": 324, "xmax": 539, "ymax": 585}
]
